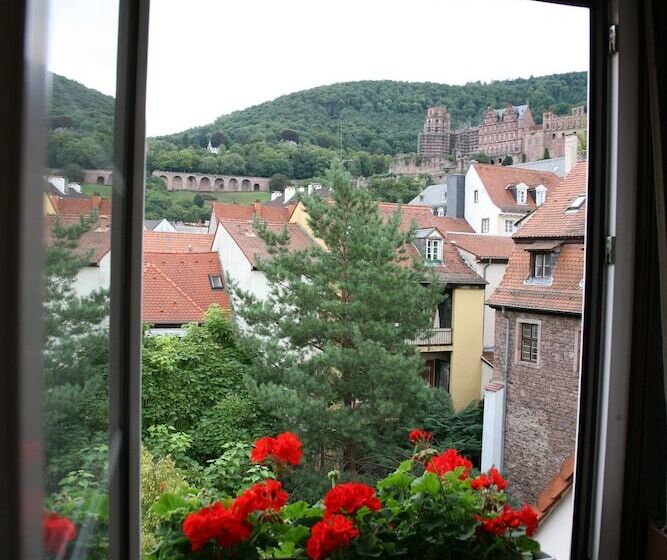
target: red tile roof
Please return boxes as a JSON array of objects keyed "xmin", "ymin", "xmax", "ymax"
[
  {"xmin": 377, "ymin": 202, "xmax": 474, "ymax": 233},
  {"xmin": 142, "ymin": 251, "xmax": 230, "ymax": 324},
  {"xmin": 535, "ymin": 454, "xmax": 574, "ymax": 521},
  {"xmin": 446, "ymin": 233, "xmax": 515, "ymax": 260},
  {"xmin": 219, "ymin": 219, "xmax": 316, "ymax": 267},
  {"xmin": 514, "ymin": 161, "xmax": 588, "ymax": 239},
  {"xmin": 211, "ymin": 202, "xmax": 294, "ymax": 224},
  {"xmin": 471, "ymin": 163, "xmax": 561, "ymax": 214},
  {"xmin": 44, "ymin": 215, "xmax": 111, "ymax": 265},
  {"xmin": 143, "ymin": 231, "xmax": 213, "ymax": 253},
  {"xmin": 54, "ymin": 195, "xmax": 112, "ymax": 217},
  {"xmin": 487, "ymin": 242, "xmax": 584, "ymax": 314}
]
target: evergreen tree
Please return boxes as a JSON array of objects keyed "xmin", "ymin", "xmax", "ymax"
[
  {"xmin": 543, "ymin": 147, "xmax": 551, "ymax": 160},
  {"xmin": 43, "ymin": 215, "xmax": 110, "ymax": 490},
  {"xmin": 234, "ymin": 162, "xmax": 443, "ymax": 484}
]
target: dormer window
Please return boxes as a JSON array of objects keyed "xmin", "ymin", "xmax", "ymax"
[
  {"xmin": 532, "ymin": 252, "xmax": 553, "ymax": 279},
  {"xmin": 535, "ymin": 185, "xmax": 547, "ymax": 206},
  {"xmin": 209, "ymin": 274, "xmax": 224, "ymax": 289},
  {"xmin": 517, "ymin": 187, "xmax": 527, "ymax": 205},
  {"xmin": 426, "ymin": 239, "xmax": 442, "ymax": 262},
  {"xmin": 567, "ymin": 195, "xmax": 586, "ymax": 211}
]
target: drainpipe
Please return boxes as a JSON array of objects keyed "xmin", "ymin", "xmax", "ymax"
[{"xmin": 500, "ymin": 306, "xmax": 510, "ymax": 473}]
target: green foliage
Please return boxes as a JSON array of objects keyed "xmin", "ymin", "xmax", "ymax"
[
  {"xmin": 142, "ymin": 306, "xmax": 271, "ymax": 464},
  {"xmin": 63, "ymin": 162, "xmax": 85, "ymax": 183},
  {"xmin": 366, "ymin": 175, "xmax": 426, "ymax": 203},
  {"xmin": 43, "ymin": 216, "xmax": 110, "ymax": 489},
  {"xmin": 200, "ymin": 441, "xmax": 273, "ymax": 497},
  {"xmin": 543, "ymin": 148, "xmax": 551, "ymax": 160},
  {"xmin": 144, "ymin": 177, "xmax": 209, "ymax": 223},
  {"xmin": 501, "ymin": 155, "xmax": 513, "ymax": 166},
  {"xmin": 193, "ymin": 193, "xmax": 205, "ymax": 208},
  {"xmin": 469, "ymin": 152, "xmax": 490, "ymax": 164},
  {"xmin": 233, "ymin": 162, "xmax": 444, "ymax": 493},
  {"xmin": 270, "ymin": 173, "xmax": 289, "ymax": 191}
]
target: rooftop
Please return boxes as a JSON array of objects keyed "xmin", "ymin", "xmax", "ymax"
[
  {"xmin": 409, "ymin": 184, "xmax": 447, "ymax": 207},
  {"xmin": 211, "ymin": 202, "xmax": 294, "ymax": 223},
  {"xmin": 143, "ymin": 231, "xmax": 214, "ymax": 253},
  {"xmin": 446, "ymin": 232, "xmax": 515, "ymax": 261},
  {"xmin": 44, "ymin": 215, "xmax": 111, "ymax": 265},
  {"xmin": 377, "ymin": 202, "xmax": 474, "ymax": 234},
  {"xmin": 142, "ymin": 251, "xmax": 230, "ymax": 324}
]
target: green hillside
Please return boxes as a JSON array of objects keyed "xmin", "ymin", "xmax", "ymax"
[{"xmin": 47, "ymin": 73, "xmax": 116, "ymax": 170}]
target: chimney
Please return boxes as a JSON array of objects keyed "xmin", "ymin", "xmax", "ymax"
[
  {"xmin": 284, "ymin": 186, "xmax": 296, "ymax": 203},
  {"xmin": 446, "ymin": 174, "xmax": 466, "ymax": 219},
  {"xmin": 308, "ymin": 184, "xmax": 313, "ymax": 195},
  {"xmin": 564, "ymin": 134, "xmax": 578, "ymax": 174}
]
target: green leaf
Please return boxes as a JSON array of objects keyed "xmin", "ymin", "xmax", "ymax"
[
  {"xmin": 398, "ymin": 459, "xmax": 414, "ymax": 473},
  {"xmin": 411, "ymin": 472, "xmax": 442, "ymax": 496},
  {"xmin": 150, "ymin": 493, "xmax": 188, "ymax": 515},
  {"xmin": 378, "ymin": 470, "xmax": 412, "ymax": 490},
  {"xmin": 281, "ymin": 500, "xmax": 310, "ymax": 520},
  {"xmin": 516, "ymin": 535, "xmax": 541, "ymax": 552}
]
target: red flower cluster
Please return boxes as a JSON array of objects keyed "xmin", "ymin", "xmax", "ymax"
[
  {"xmin": 251, "ymin": 432, "xmax": 303, "ymax": 466},
  {"xmin": 306, "ymin": 514, "xmax": 360, "ymax": 560},
  {"xmin": 409, "ymin": 428, "xmax": 433, "ymax": 444},
  {"xmin": 480, "ymin": 505, "xmax": 539, "ymax": 537},
  {"xmin": 43, "ymin": 512, "xmax": 77, "ymax": 556},
  {"xmin": 184, "ymin": 480, "xmax": 289, "ymax": 552},
  {"xmin": 232, "ymin": 479, "xmax": 288, "ymax": 518},
  {"xmin": 470, "ymin": 467, "xmax": 508, "ymax": 491},
  {"xmin": 426, "ymin": 449, "xmax": 473, "ymax": 479},
  {"xmin": 323, "ymin": 482, "xmax": 382, "ymax": 515}
]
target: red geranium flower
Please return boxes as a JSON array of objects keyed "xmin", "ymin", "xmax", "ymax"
[
  {"xmin": 323, "ymin": 482, "xmax": 381, "ymax": 516},
  {"xmin": 409, "ymin": 428, "xmax": 433, "ymax": 444},
  {"xmin": 43, "ymin": 512, "xmax": 76, "ymax": 556},
  {"xmin": 250, "ymin": 432, "xmax": 303, "ymax": 466},
  {"xmin": 426, "ymin": 449, "xmax": 473, "ymax": 479},
  {"xmin": 306, "ymin": 514, "xmax": 360, "ymax": 560},
  {"xmin": 183, "ymin": 502, "xmax": 252, "ymax": 552},
  {"xmin": 471, "ymin": 467, "xmax": 507, "ymax": 491},
  {"xmin": 479, "ymin": 504, "xmax": 539, "ymax": 538},
  {"xmin": 232, "ymin": 479, "xmax": 289, "ymax": 518}
]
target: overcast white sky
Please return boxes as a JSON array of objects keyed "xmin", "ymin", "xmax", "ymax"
[{"xmin": 47, "ymin": 0, "xmax": 589, "ymax": 137}]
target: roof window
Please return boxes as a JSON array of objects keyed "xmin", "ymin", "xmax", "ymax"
[
  {"xmin": 209, "ymin": 274, "xmax": 224, "ymax": 289},
  {"xmin": 567, "ymin": 195, "xmax": 586, "ymax": 211}
]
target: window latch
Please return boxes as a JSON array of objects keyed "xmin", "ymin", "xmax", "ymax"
[
  {"xmin": 609, "ymin": 24, "xmax": 618, "ymax": 54},
  {"xmin": 605, "ymin": 235, "xmax": 616, "ymax": 264}
]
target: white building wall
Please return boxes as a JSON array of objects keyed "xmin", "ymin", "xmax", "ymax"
[
  {"xmin": 481, "ymin": 387, "xmax": 505, "ymax": 471},
  {"xmin": 73, "ymin": 252, "xmax": 111, "ymax": 297},
  {"xmin": 212, "ymin": 224, "xmax": 271, "ymax": 303},
  {"xmin": 464, "ymin": 166, "xmax": 502, "ymax": 235},
  {"xmin": 535, "ymin": 488, "xmax": 573, "ymax": 560}
]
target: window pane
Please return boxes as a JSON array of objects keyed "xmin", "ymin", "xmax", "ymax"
[{"xmin": 43, "ymin": 1, "xmax": 119, "ymax": 557}]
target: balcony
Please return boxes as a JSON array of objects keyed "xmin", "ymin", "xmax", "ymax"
[{"xmin": 411, "ymin": 327, "xmax": 453, "ymax": 347}]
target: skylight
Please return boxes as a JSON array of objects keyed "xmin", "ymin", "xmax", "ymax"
[{"xmin": 567, "ymin": 195, "xmax": 586, "ymax": 211}]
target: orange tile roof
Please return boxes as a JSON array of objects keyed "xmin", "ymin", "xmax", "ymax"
[
  {"xmin": 514, "ymin": 161, "xmax": 588, "ymax": 239},
  {"xmin": 377, "ymin": 202, "xmax": 474, "ymax": 233},
  {"xmin": 143, "ymin": 231, "xmax": 213, "ymax": 253},
  {"xmin": 54, "ymin": 195, "xmax": 112, "ymax": 217},
  {"xmin": 44, "ymin": 215, "xmax": 111, "ymax": 265},
  {"xmin": 535, "ymin": 454, "xmax": 575, "ymax": 521},
  {"xmin": 471, "ymin": 163, "xmax": 561, "ymax": 214},
  {"xmin": 446, "ymin": 233, "xmax": 515, "ymax": 260},
  {"xmin": 219, "ymin": 219, "xmax": 316, "ymax": 268},
  {"xmin": 142, "ymin": 251, "xmax": 230, "ymax": 324},
  {"xmin": 487, "ymin": 242, "xmax": 584, "ymax": 314},
  {"xmin": 211, "ymin": 202, "xmax": 294, "ymax": 224}
]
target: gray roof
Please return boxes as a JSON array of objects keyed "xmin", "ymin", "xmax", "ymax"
[
  {"xmin": 510, "ymin": 157, "xmax": 567, "ymax": 178},
  {"xmin": 409, "ymin": 184, "xmax": 447, "ymax": 207},
  {"xmin": 494, "ymin": 104, "xmax": 529, "ymax": 120}
]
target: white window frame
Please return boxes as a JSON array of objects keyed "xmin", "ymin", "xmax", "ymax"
[
  {"xmin": 533, "ymin": 251, "xmax": 553, "ymax": 279},
  {"xmin": 481, "ymin": 218, "xmax": 490, "ymax": 233},
  {"xmin": 474, "ymin": 189, "xmax": 479, "ymax": 203},
  {"xmin": 504, "ymin": 219, "xmax": 515, "ymax": 233},
  {"xmin": 426, "ymin": 238, "xmax": 442, "ymax": 262},
  {"xmin": 517, "ymin": 187, "xmax": 527, "ymax": 204}
]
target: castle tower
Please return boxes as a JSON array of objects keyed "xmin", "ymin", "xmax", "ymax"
[{"xmin": 419, "ymin": 106, "xmax": 453, "ymax": 157}]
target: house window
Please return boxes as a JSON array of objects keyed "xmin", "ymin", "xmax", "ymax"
[
  {"xmin": 436, "ymin": 207, "xmax": 445, "ymax": 217},
  {"xmin": 474, "ymin": 190, "xmax": 479, "ymax": 203},
  {"xmin": 426, "ymin": 238, "xmax": 442, "ymax": 262},
  {"xmin": 504, "ymin": 219, "xmax": 515, "ymax": 233},
  {"xmin": 423, "ymin": 357, "xmax": 450, "ymax": 392},
  {"xmin": 517, "ymin": 188, "xmax": 527, "ymax": 204},
  {"xmin": 536, "ymin": 189, "xmax": 546, "ymax": 206},
  {"xmin": 567, "ymin": 195, "xmax": 586, "ymax": 210},
  {"xmin": 532, "ymin": 252, "xmax": 553, "ymax": 279},
  {"xmin": 209, "ymin": 274, "xmax": 224, "ymax": 289},
  {"xmin": 481, "ymin": 218, "xmax": 489, "ymax": 233},
  {"xmin": 520, "ymin": 322, "xmax": 539, "ymax": 363}
]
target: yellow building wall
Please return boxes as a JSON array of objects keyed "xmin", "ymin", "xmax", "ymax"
[
  {"xmin": 449, "ymin": 286, "xmax": 484, "ymax": 410},
  {"xmin": 289, "ymin": 201, "xmax": 327, "ymax": 248},
  {"xmin": 44, "ymin": 193, "xmax": 57, "ymax": 216}
]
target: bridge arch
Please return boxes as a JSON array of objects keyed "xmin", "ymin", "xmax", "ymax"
[
  {"xmin": 158, "ymin": 175, "xmax": 168, "ymax": 186},
  {"xmin": 172, "ymin": 175, "xmax": 183, "ymax": 189},
  {"xmin": 228, "ymin": 178, "xmax": 239, "ymax": 191},
  {"xmin": 253, "ymin": 183, "xmax": 260, "ymax": 191},
  {"xmin": 186, "ymin": 175, "xmax": 197, "ymax": 189},
  {"xmin": 96, "ymin": 176, "xmax": 105, "ymax": 184},
  {"xmin": 214, "ymin": 178, "xmax": 225, "ymax": 190},
  {"xmin": 199, "ymin": 177, "xmax": 211, "ymax": 190},
  {"xmin": 241, "ymin": 179, "xmax": 251, "ymax": 191}
]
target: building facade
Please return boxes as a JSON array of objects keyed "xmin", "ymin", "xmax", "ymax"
[{"xmin": 418, "ymin": 106, "xmax": 480, "ymax": 159}]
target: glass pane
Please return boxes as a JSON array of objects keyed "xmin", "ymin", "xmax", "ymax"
[{"xmin": 43, "ymin": 1, "xmax": 119, "ymax": 557}]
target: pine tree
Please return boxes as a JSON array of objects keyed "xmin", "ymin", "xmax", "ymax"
[
  {"xmin": 43, "ymin": 215, "xmax": 110, "ymax": 490},
  {"xmin": 234, "ymin": 162, "xmax": 443, "ymax": 484}
]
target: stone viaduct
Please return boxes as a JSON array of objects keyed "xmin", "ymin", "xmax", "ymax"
[
  {"xmin": 82, "ymin": 169, "xmax": 113, "ymax": 185},
  {"xmin": 152, "ymin": 170, "xmax": 271, "ymax": 192}
]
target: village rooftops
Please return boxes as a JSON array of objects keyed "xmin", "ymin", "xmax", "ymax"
[
  {"xmin": 471, "ymin": 163, "xmax": 561, "ymax": 214},
  {"xmin": 44, "ymin": 215, "xmax": 111, "ymax": 266},
  {"xmin": 51, "ymin": 194, "xmax": 112, "ymax": 217},
  {"xmin": 218, "ymin": 219, "xmax": 316, "ymax": 268},
  {"xmin": 142, "ymin": 251, "xmax": 230, "ymax": 324},
  {"xmin": 445, "ymin": 232, "xmax": 515, "ymax": 261},
  {"xmin": 535, "ymin": 454, "xmax": 574, "ymax": 521},
  {"xmin": 376, "ymin": 202, "xmax": 475, "ymax": 234},
  {"xmin": 211, "ymin": 202, "xmax": 294, "ymax": 224},
  {"xmin": 143, "ymin": 231, "xmax": 214, "ymax": 253}
]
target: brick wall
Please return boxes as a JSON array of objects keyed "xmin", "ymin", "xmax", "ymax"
[{"xmin": 493, "ymin": 310, "xmax": 581, "ymax": 504}]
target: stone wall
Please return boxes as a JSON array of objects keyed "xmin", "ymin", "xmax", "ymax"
[
  {"xmin": 152, "ymin": 170, "xmax": 270, "ymax": 192},
  {"xmin": 493, "ymin": 310, "xmax": 581, "ymax": 504}
]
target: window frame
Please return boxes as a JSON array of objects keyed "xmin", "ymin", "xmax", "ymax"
[
  {"xmin": 209, "ymin": 273, "xmax": 224, "ymax": 289},
  {"xmin": 520, "ymin": 322, "xmax": 539, "ymax": 363},
  {"xmin": 481, "ymin": 217, "xmax": 490, "ymax": 233},
  {"xmin": 532, "ymin": 251, "xmax": 554, "ymax": 279},
  {"xmin": 426, "ymin": 238, "xmax": 442, "ymax": 262}
]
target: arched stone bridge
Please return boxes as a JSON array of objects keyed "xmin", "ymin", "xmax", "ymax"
[{"xmin": 152, "ymin": 170, "xmax": 271, "ymax": 192}]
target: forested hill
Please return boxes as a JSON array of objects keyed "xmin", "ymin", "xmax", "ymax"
[
  {"xmin": 159, "ymin": 72, "xmax": 587, "ymax": 155},
  {"xmin": 47, "ymin": 73, "xmax": 115, "ymax": 170}
]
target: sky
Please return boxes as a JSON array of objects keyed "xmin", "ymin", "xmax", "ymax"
[{"xmin": 47, "ymin": 0, "xmax": 589, "ymax": 137}]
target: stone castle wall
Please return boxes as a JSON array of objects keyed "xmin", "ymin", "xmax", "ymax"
[
  {"xmin": 152, "ymin": 170, "xmax": 271, "ymax": 192},
  {"xmin": 493, "ymin": 310, "xmax": 581, "ymax": 504}
]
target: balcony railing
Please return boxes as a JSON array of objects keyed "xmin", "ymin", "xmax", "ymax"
[{"xmin": 411, "ymin": 327, "xmax": 453, "ymax": 346}]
